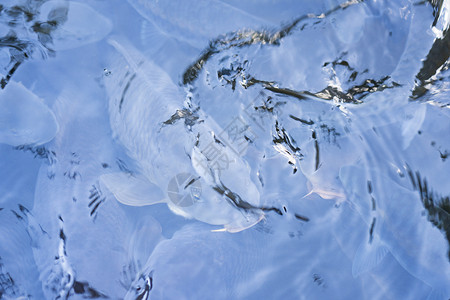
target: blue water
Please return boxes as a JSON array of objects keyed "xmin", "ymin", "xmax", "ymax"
[{"xmin": 0, "ymin": 0, "xmax": 449, "ymax": 299}]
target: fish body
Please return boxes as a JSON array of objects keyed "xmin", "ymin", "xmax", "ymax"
[
  {"xmin": 102, "ymin": 38, "xmax": 262, "ymax": 232},
  {"xmin": 31, "ymin": 84, "xmax": 133, "ymax": 299},
  {"xmin": 37, "ymin": 0, "xmax": 113, "ymax": 51},
  {"xmin": 339, "ymin": 165, "xmax": 450, "ymax": 300},
  {"xmin": 0, "ymin": 80, "xmax": 58, "ymax": 146},
  {"xmin": 128, "ymin": 0, "xmax": 274, "ymax": 49}
]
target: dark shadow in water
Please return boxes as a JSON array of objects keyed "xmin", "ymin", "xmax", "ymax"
[
  {"xmin": 0, "ymin": 257, "xmax": 23, "ymax": 299},
  {"xmin": 428, "ymin": 0, "xmax": 445, "ymax": 26},
  {"xmin": 406, "ymin": 165, "xmax": 450, "ymax": 261},
  {"xmin": 72, "ymin": 281, "xmax": 108, "ymax": 299},
  {"xmin": 242, "ymin": 75, "xmax": 400, "ymax": 104},
  {"xmin": 0, "ymin": 1, "xmax": 68, "ymax": 88},
  {"xmin": 15, "ymin": 145, "xmax": 57, "ymax": 165},
  {"xmin": 412, "ymin": 0, "xmax": 450, "ymax": 99},
  {"xmin": 44, "ymin": 216, "xmax": 110, "ymax": 299},
  {"xmin": 272, "ymin": 120, "xmax": 303, "ymax": 173},
  {"xmin": 413, "ymin": 28, "xmax": 450, "ymax": 99}
]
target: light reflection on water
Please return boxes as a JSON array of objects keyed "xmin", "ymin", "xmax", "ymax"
[{"xmin": 0, "ymin": 0, "xmax": 449, "ymax": 299}]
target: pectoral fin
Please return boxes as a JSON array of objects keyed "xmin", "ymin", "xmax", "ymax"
[
  {"xmin": 212, "ymin": 213, "xmax": 264, "ymax": 233},
  {"xmin": 401, "ymin": 103, "xmax": 426, "ymax": 149},
  {"xmin": 100, "ymin": 172, "xmax": 165, "ymax": 206}
]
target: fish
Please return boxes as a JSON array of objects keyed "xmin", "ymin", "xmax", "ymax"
[
  {"xmin": 124, "ymin": 223, "xmax": 269, "ymax": 299},
  {"xmin": 31, "ymin": 83, "xmax": 132, "ymax": 299},
  {"xmin": 0, "ymin": 80, "xmax": 58, "ymax": 146},
  {"xmin": 101, "ymin": 37, "xmax": 263, "ymax": 232},
  {"xmin": 128, "ymin": 0, "xmax": 274, "ymax": 50},
  {"xmin": 0, "ymin": 154, "xmax": 47, "ymax": 299},
  {"xmin": 36, "ymin": 0, "xmax": 113, "ymax": 51},
  {"xmin": 339, "ymin": 165, "xmax": 450, "ymax": 300}
]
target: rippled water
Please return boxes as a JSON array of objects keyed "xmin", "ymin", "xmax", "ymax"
[{"xmin": 0, "ymin": 0, "xmax": 449, "ymax": 299}]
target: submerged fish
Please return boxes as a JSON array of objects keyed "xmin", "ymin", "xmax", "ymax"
[
  {"xmin": 32, "ymin": 85, "xmax": 132, "ymax": 299},
  {"xmin": 0, "ymin": 80, "xmax": 58, "ymax": 146},
  {"xmin": 124, "ymin": 223, "xmax": 269, "ymax": 300},
  {"xmin": 127, "ymin": 0, "xmax": 273, "ymax": 47},
  {"xmin": 101, "ymin": 38, "xmax": 263, "ymax": 232},
  {"xmin": 37, "ymin": 0, "xmax": 112, "ymax": 51},
  {"xmin": 339, "ymin": 165, "xmax": 450, "ymax": 300}
]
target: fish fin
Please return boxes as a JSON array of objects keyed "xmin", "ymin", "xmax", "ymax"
[
  {"xmin": 303, "ymin": 181, "xmax": 345, "ymax": 200},
  {"xmin": 223, "ymin": 213, "xmax": 264, "ymax": 233},
  {"xmin": 211, "ymin": 228, "xmax": 227, "ymax": 232},
  {"xmin": 0, "ymin": 81, "xmax": 58, "ymax": 146},
  {"xmin": 352, "ymin": 236, "xmax": 389, "ymax": 277},
  {"xmin": 127, "ymin": 217, "xmax": 163, "ymax": 277},
  {"xmin": 43, "ymin": 1, "xmax": 112, "ymax": 51},
  {"xmin": 401, "ymin": 103, "xmax": 426, "ymax": 149},
  {"xmin": 307, "ymin": 187, "xmax": 345, "ymax": 200},
  {"xmin": 100, "ymin": 172, "xmax": 165, "ymax": 206},
  {"xmin": 140, "ymin": 20, "xmax": 172, "ymax": 54},
  {"xmin": 426, "ymin": 288, "xmax": 449, "ymax": 300},
  {"xmin": 166, "ymin": 202, "xmax": 193, "ymax": 219}
]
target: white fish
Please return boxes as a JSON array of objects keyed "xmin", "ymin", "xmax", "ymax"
[
  {"xmin": 37, "ymin": 0, "xmax": 112, "ymax": 51},
  {"xmin": 32, "ymin": 84, "xmax": 132, "ymax": 299},
  {"xmin": 0, "ymin": 172, "xmax": 46, "ymax": 298},
  {"xmin": 129, "ymin": 0, "xmax": 274, "ymax": 50},
  {"xmin": 0, "ymin": 80, "xmax": 58, "ymax": 146},
  {"xmin": 124, "ymin": 223, "xmax": 268, "ymax": 299},
  {"xmin": 101, "ymin": 38, "xmax": 262, "ymax": 232},
  {"xmin": 339, "ymin": 165, "xmax": 450, "ymax": 300}
]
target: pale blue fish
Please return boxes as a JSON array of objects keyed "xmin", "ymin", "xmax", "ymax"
[
  {"xmin": 332, "ymin": 99, "xmax": 435, "ymax": 281},
  {"xmin": 179, "ymin": 0, "xmax": 422, "ymax": 204},
  {"xmin": 339, "ymin": 165, "xmax": 450, "ymax": 300},
  {"xmin": 218, "ymin": 0, "xmax": 412, "ymax": 92},
  {"xmin": 323, "ymin": 75, "xmax": 445, "ymax": 298},
  {"xmin": 285, "ymin": 100, "xmax": 358, "ymax": 200},
  {"xmin": 127, "ymin": 200, "xmax": 373, "ymax": 299},
  {"xmin": 101, "ymin": 38, "xmax": 263, "ymax": 232},
  {"xmin": 128, "ymin": 0, "xmax": 275, "ymax": 50},
  {"xmin": 0, "ymin": 145, "xmax": 48, "ymax": 298},
  {"xmin": 331, "ymin": 0, "xmax": 437, "ymax": 183},
  {"xmin": 401, "ymin": 105, "xmax": 450, "ymax": 196},
  {"xmin": 32, "ymin": 83, "xmax": 133, "ymax": 299},
  {"xmin": 287, "ymin": 48, "xmax": 428, "ymax": 200},
  {"xmin": 336, "ymin": 0, "xmax": 412, "ymax": 77},
  {"xmin": 291, "ymin": 97, "xmax": 426, "ymax": 204},
  {"xmin": 330, "ymin": 198, "xmax": 432, "ymax": 299},
  {"xmin": 37, "ymin": 0, "xmax": 112, "ymax": 51},
  {"xmin": 124, "ymin": 223, "xmax": 268, "ymax": 299},
  {"xmin": 0, "ymin": 80, "xmax": 58, "ymax": 146}
]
